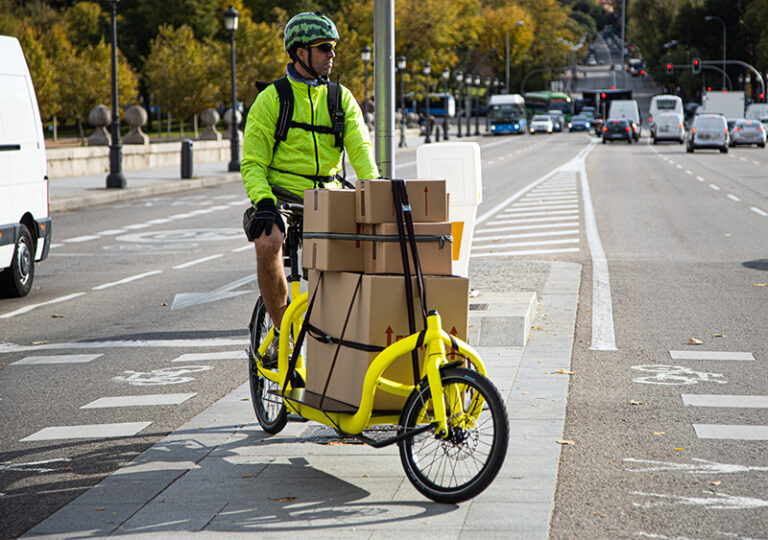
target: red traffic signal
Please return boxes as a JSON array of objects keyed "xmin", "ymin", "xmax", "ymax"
[
  {"xmin": 600, "ymin": 92, "xmax": 606, "ymax": 99},
  {"xmin": 760, "ymin": 93, "xmax": 765, "ymax": 101},
  {"xmin": 706, "ymin": 86, "xmax": 712, "ymax": 92},
  {"xmin": 666, "ymin": 63, "xmax": 673, "ymax": 74},
  {"xmin": 692, "ymin": 57, "xmax": 701, "ymax": 74},
  {"xmin": 610, "ymin": 86, "xmax": 615, "ymax": 90}
]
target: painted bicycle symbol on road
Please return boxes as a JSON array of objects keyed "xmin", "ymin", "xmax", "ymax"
[{"xmin": 631, "ymin": 364, "xmax": 727, "ymax": 386}]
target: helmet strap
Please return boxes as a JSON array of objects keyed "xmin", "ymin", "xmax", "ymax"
[{"xmin": 291, "ymin": 46, "xmax": 328, "ymax": 84}]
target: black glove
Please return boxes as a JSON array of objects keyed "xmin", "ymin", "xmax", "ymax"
[{"xmin": 243, "ymin": 199, "xmax": 285, "ymax": 241}]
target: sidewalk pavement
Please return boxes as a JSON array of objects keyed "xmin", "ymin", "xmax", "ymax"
[{"xmin": 28, "ymin": 130, "xmax": 581, "ymax": 539}]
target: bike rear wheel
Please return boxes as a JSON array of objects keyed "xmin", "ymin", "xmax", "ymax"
[
  {"xmin": 248, "ymin": 296, "xmax": 287, "ymax": 434},
  {"xmin": 398, "ymin": 367, "xmax": 509, "ymax": 503}
]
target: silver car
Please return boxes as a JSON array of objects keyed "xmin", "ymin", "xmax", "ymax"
[
  {"xmin": 729, "ymin": 119, "xmax": 766, "ymax": 148},
  {"xmin": 529, "ymin": 115, "xmax": 554, "ymax": 134},
  {"xmin": 687, "ymin": 114, "xmax": 729, "ymax": 153}
]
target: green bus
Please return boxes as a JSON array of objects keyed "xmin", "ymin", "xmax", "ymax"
[{"xmin": 524, "ymin": 91, "xmax": 572, "ymax": 121}]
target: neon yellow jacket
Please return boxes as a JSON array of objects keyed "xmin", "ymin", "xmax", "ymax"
[{"xmin": 241, "ymin": 75, "xmax": 379, "ymax": 205}]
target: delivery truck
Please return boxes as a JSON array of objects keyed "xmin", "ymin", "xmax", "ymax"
[{"xmin": 700, "ymin": 91, "xmax": 745, "ymax": 119}]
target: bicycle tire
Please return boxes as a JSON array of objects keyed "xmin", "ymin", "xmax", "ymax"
[
  {"xmin": 397, "ymin": 367, "xmax": 509, "ymax": 503},
  {"xmin": 248, "ymin": 296, "xmax": 287, "ymax": 434}
]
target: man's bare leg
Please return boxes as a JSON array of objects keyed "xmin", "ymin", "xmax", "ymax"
[{"xmin": 255, "ymin": 230, "xmax": 288, "ymax": 329}]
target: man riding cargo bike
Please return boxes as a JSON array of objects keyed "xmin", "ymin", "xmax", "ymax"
[{"xmin": 241, "ymin": 12, "xmax": 509, "ymax": 503}]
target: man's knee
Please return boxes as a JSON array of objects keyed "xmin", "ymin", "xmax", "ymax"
[{"xmin": 254, "ymin": 233, "xmax": 283, "ymax": 258}]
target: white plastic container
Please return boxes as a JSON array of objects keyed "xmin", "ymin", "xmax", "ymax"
[{"xmin": 416, "ymin": 142, "xmax": 482, "ymax": 277}]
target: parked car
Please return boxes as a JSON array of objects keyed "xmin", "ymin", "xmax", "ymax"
[
  {"xmin": 651, "ymin": 113, "xmax": 685, "ymax": 144},
  {"xmin": 687, "ymin": 113, "xmax": 729, "ymax": 153},
  {"xmin": 568, "ymin": 114, "xmax": 592, "ymax": 132},
  {"xmin": 547, "ymin": 110, "xmax": 565, "ymax": 132},
  {"xmin": 729, "ymin": 119, "xmax": 766, "ymax": 148},
  {"xmin": 529, "ymin": 115, "xmax": 554, "ymax": 134},
  {"xmin": 602, "ymin": 118, "xmax": 633, "ymax": 144}
]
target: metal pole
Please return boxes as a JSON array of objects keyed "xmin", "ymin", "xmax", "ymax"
[
  {"xmin": 106, "ymin": 0, "xmax": 125, "ymax": 188},
  {"xmin": 363, "ymin": 61, "xmax": 368, "ymax": 125},
  {"xmin": 228, "ymin": 27, "xmax": 240, "ymax": 172},
  {"xmin": 456, "ymin": 72, "xmax": 463, "ymax": 138},
  {"xmin": 398, "ymin": 63, "xmax": 406, "ymax": 148},
  {"xmin": 374, "ymin": 0, "xmax": 395, "ymax": 177},
  {"xmin": 442, "ymin": 71, "xmax": 449, "ymax": 140},
  {"xmin": 424, "ymin": 64, "xmax": 431, "ymax": 144},
  {"xmin": 722, "ymin": 23, "xmax": 726, "ymax": 91},
  {"xmin": 506, "ymin": 30, "xmax": 510, "ymax": 94}
]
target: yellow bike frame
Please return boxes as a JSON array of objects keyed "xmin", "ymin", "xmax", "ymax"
[{"xmin": 255, "ymin": 286, "xmax": 488, "ymax": 438}]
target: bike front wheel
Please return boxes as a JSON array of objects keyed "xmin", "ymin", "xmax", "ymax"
[
  {"xmin": 398, "ymin": 367, "xmax": 509, "ymax": 503},
  {"xmin": 248, "ymin": 296, "xmax": 287, "ymax": 434}
]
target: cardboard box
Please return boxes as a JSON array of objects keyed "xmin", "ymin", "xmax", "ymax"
[
  {"xmin": 363, "ymin": 222, "xmax": 453, "ymax": 275},
  {"xmin": 355, "ymin": 179, "xmax": 449, "ymax": 223},
  {"xmin": 303, "ymin": 189, "xmax": 364, "ymax": 272},
  {"xmin": 305, "ymin": 270, "xmax": 469, "ymax": 410}
]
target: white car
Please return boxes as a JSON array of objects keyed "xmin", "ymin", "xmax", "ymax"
[
  {"xmin": 652, "ymin": 113, "xmax": 685, "ymax": 144},
  {"xmin": 529, "ymin": 115, "xmax": 554, "ymax": 134}
]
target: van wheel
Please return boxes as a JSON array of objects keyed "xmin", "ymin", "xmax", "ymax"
[
  {"xmin": 0, "ymin": 224, "xmax": 34, "ymax": 298},
  {"xmin": 721, "ymin": 147, "xmax": 728, "ymax": 153}
]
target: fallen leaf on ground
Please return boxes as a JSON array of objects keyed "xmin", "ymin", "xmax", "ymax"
[
  {"xmin": 279, "ymin": 497, "xmax": 296, "ymax": 502},
  {"xmin": 674, "ymin": 447, "xmax": 684, "ymax": 451},
  {"xmin": 628, "ymin": 400, "xmax": 646, "ymax": 405},
  {"xmin": 688, "ymin": 337, "xmax": 703, "ymax": 345},
  {"xmin": 51, "ymin": 314, "xmax": 64, "ymax": 318},
  {"xmin": 553, "ymin": 369, "xmax": 578, "ymax": 375},
  {"xmin": 652, "ymin": 431, "xmax": 666, "ymax": 436},
  {"xmin": 30, "ymin": 340, "xmax": 48, "ymax": 345},
  {"xmin": 709, "ymin": 480, "xmax": 722, "ymax": 486},
  {"xmin": 531, "ymin": 403, "xmax": 539, "ymax": 407},
  {"xmin": 242, "ymin": 474, "xmax": 253, "ymax": 478},
  {"xmin": 754, "ymin": 283, "xmax": 768, "ymax": 287},
  {"xmin": 95, "ymin": 507, "xmax": 105, "ymax": 511},
  {"xmin": 712, "ymin": 333, "xmax": 726, "ymax": 338},
  {"xmin": 557, "ymin": 439, "xmax": 576, "ymax": 445}
]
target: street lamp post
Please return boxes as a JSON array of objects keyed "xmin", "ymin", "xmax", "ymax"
[
  {"xmin": 705, "ymin": 15, "xmax": 726, "ymax": 90},
  {"xmin": 105, "ymin": 0, "xmax": 125, "ymax": 188},
  {"xmin": 506, "ymin": 20, "xmax": 525, "ymax": 93},
  {"xmin": 455, "ymin": 70, "xmax": 463, "ymax": 138},
  {"xmin": 423, "ymin": 62, "xmax": 431, "ymax": 143},
  {"xmin": 397, "ymin": 55, "xmax": 407, "ymax": 148},
  {"xmin": 464, "ymin": 73, "xmax": 472, "ymax": 136},
  {"xmin": 224, "ymin": 5, "xmax": 240, "ymax": 172},
  {"xmin": 361, "ymin": 45, "xmax": 372, "ymax": 125},
  {"xmin": 474, "ymin": 75, "xmax": 481, "ymax": 135},
  {"xmin": 442, "ymin": 67, "xmax": 450, "ymax": 140},
  {"xmin": 484, "ymin": 77, "xmax": 491, "ymax": 132}
]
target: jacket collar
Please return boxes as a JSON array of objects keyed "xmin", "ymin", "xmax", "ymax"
[{"xmin": 287, "ymin": 62, "xmax": 328, "ymax": 87}]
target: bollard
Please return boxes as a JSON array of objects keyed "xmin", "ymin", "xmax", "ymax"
[{"xmin": 181, "ymin": 139, "xmax": 194, "ymax": 179}]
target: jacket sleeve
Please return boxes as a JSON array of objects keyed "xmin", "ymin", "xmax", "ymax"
[
  {"xmin": 241, "ymin": 87, "xmax": 279, "ymax": 205},
  {"xmin": 340, "ymin": 86, "xmax": 379, "ymax": 180}
]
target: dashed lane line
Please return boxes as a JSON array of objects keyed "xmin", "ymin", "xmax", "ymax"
[
  {"xmin": 682, "ymin": 395, "xmax": 768, "ymax": 408},
  {"xmin": 669, "ymin": 351, "xmax": 755, "ymax": 361},
  {"xmin": 693, "ymin": 425, "xmax": 768, "ymax": 441},
  {"xmin": 0, "ymin": 292, "xmax": 86, "ymax": 319},
  {"xmin": 11, "ymin": 354, "xmax": 103, "ymax": 366},
  {"xmin": 81, "ymin": 394, "xmax": 196, "ymax": 409},
  {"xmin": 173, "ymin": 254, "xmax": 224, "ymax": 269},
  {"xmin": 20, "ymin": 422, "xmax": 153, "ymax": 442},
  {"xmin": 91, "ymin": 270, "xmax": 163, "ymax": 291},
  {"xmin": 172, "ymin": 351, "xmax": 247, "ymax": 362}
]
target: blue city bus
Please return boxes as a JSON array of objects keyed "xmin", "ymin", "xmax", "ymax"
[
  {"xmin": 405, "ymin": 92, "xmax": 456, "ymax": 117},
  {"xmin": 488, "ymin": 94, "xmax": 527, "ymax": 135}
]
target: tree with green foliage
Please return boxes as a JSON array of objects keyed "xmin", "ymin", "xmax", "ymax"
[{"xmin": 143, "ymin": 24, "xmax": 221, "ymax": 136}]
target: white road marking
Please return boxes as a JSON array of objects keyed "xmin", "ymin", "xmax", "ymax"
[
  {"xmin": 112, "ymin": 365, "xmax": 213, "ymax": 386},
  {"xmin": 123, "ymin": 223, "xmax": 151, "ymax": 230},
  {"xmin": 631, "ymin": 491, "xmax": 768, "ymax": 510},
  {"xmin": 740, "ymin": 156, "xmax": 747, "ymax": 161},
  {"xmin": 0, "ymin": 458, "xmax": 71, "ymax": 473},
  {"xmin": 172, "ymin": 351, "xmax": 247, "ymax": 362},
  {"xmin": 693, "ymin": 424, "xmax": 768, "ymax": 440},
  {"xmin": 146, "ymin": 218, "xmax": 172, "ymax": 225},
  {"xmin": 81, "ymin": 393, "xmax": 196, "ymax": 408},
  {"xmin": 727, "ymin": 194, "xmax": 741, "ymax": 201},
  {"xmin": 471, "ymin": 247, "xmax": 579, "ymax": 258},
  {"xmin": 63, "ymin": 235, "xmax": 100, "ymax": 243},
  {"xmin": 503, "ymin": 204, "xmax": 579, "ymax": 212},
  {"xmin": 173, "ymin": 254, "xmax": 224, "ymax": 269},
  {"xmin": 471, "ymin": 238, "xmax": 579, "ymax": 251},
  {"xmin": 474, "ymin": 222, "xmax": 579, "ymax": 234},
  {"xmin": 0, "ymin": 337, "xmax": 249, "ymax": 354},
  {"xmin": 231, "ymin": 245, "xmax": 252, "ymax": 252},
  {"xmin": 91, "ymin": 270, "xmax": 162, "ymax": 291},
  {"xmin": 97, "ymin": 229, "xmax": 125, "ymax": 236},
  {"xmin": 624, "ymin": 457, "xmax": 768, "ymax": 474},
  {"xmin": 685, "ymin": 169, "xmax": 692, "ymax": 175},
  {"xmin": 0, "ymin": 292, "xmax": 86, "ymax": 319},
  {"xmin": 496, "ymin": 209, "xmax": 579, "ymax": 218},
  {"xmin": 696, "ymin": 176, "xmax": 705, "ymax": 182},
  {"xmin": 753, "ymin": 160, "xmax": 760, "ymax": 165},
  {"xmin": 709, "ymin": 183, "xmax": 721, "ymax": 191},
  {"xmin": 631, "ymin": 365, "xmax": 726, "ymax": 385},
  {"xmin": 473, "ymin": 229, "xmax": 579, "ymax": 243},
  {"xmin": 21, "ymin": 422, "xmax": 152, "ymax": 441},
  {"xmin": 487, "ymin": 215, "xmax": 580, "ymax": 226},
  {"xmin": 11, "ymin": 354, "xmax": 102, "ymax": 366},
  {"xmin": 171, "ymin": 273, "xmax": 256, "ymax": 310},
  {"xmin": 514, "ymin": 199, "xmax": 579, "ymax": 206},
  {"xmin": 670, "ymin": 351, "xmax": 754, "ymax": 361},
  {"xmin": 750, "ymin": 207, "xmax": 768, "ymax": 216},
  {"xmin": 682, "ymin": 394, "xmax": 768, "ymax": 408},
  {"xmin": 169, "ymin": 213, "xmax": 196, "ymax": 219},
  {"xmin": 676, "ymin": 164, "xmax": 683, "ymax": 169}
]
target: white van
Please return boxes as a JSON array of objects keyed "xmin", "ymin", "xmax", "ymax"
[
  {"xmin": 0, "ymin": 36, "xmax": 51, "ymax": 298},
  {"xmin": 651, "ymin": 112, "xmax": 685, "ymax": 144},
  {"xmin": 745, "ymin": 103, "xmax": 768, "ymax": 120},
  {"xmin": 608, "ymin": 99, "xmax": 641, "ymax": 140},
  {"xmin": 649, "ymin": 94, "xmax": 683, "ymax": 127}
]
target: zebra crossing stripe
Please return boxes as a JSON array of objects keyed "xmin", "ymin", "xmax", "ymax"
[
  {"xmin": 20, "ymin": 422, "xmax": 153, "ymax": 441},
  {"xmin": 669, "ymin": 351, "xmax": 755, "ymax": 361},
  {"xmin": 11, "ymin": 354, "xmax": 103, "ymax": 366},
  {"xmin": 682, "ymin": 394, "xmax": 768, "ymax": 408},
  {"xmin": 693, "ymin": 424, "xmax": 768, "ymax": 440},
  {"xmin": 471, "ymin": 247, "xmax": 579, "ymax": 258},
  {"xmin": 81, "ymin": 393, "xmax": 196, "ymax": 408}
]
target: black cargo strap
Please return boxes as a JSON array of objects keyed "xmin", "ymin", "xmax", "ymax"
[
  {"xmin": 306, "ymin": 322, "xmax": 385, "ymax": 353},
  {"xmin": 281, "ymin": 272, "xmax": 322, "ymax": 395},
  {"xmin": 303, "ymin": 231, "xmax": 451, "ymax": 248},
  {"xmin": 391, "ymin": 179, "xmax": 428, "ymax": 385}
]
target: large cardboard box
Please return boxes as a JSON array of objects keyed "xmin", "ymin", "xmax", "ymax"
[
  {"xmin": 362, "ymin": 222, "xmax": 453, "ymax": 275},
  {"xmin": 355, "ymin": 179, "xmax": 449, "ymax": 223},
  {"xmin": 303, "ymin": 189, "xmax": 364, "ymax": 272},
  {"xmin": 305, "ymin": 270, "xmax": 469, "ymax": 410}
]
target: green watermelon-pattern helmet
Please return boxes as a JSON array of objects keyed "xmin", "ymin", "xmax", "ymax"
[{"xmin": 284, "ymin": 11, "xmax": 339, "ymax": 53}]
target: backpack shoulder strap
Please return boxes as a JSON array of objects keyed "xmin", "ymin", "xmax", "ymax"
[
  {"xmin": 327, "ymin": 81, "xmax": 345, "ymax": 149},
  {"xmin": 273, "ymin": 77, "xmax": 293, "ymax": 152}
]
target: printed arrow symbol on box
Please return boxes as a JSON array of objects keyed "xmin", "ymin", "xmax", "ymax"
[
  {"xmin": 171, "ymin": 273, "xmax": 258, "ymax": 310},
  {"xmin": 385, "ymin": 326, "xmax": 394, "ymax": 346}
]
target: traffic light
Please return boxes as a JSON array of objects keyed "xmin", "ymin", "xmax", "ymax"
[
  {"xmin": 600, "ymin": 92, "xmax": 606, "ymax": 99},
  {"xmin": 692, "ymin": 58, "xmax": 701, "ymax": 74},
  {"xmin": 760, "ymin": 93, "xmax": 765, "ymax": 102},
  {"xmin": 666, "ymin": 63, "xmax": 673, "ymax": 74}
]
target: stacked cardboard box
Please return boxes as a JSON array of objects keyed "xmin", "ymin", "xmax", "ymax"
[{"xmin": 301, "ymin": 180, "xmax": 469, "ymax": 410}]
